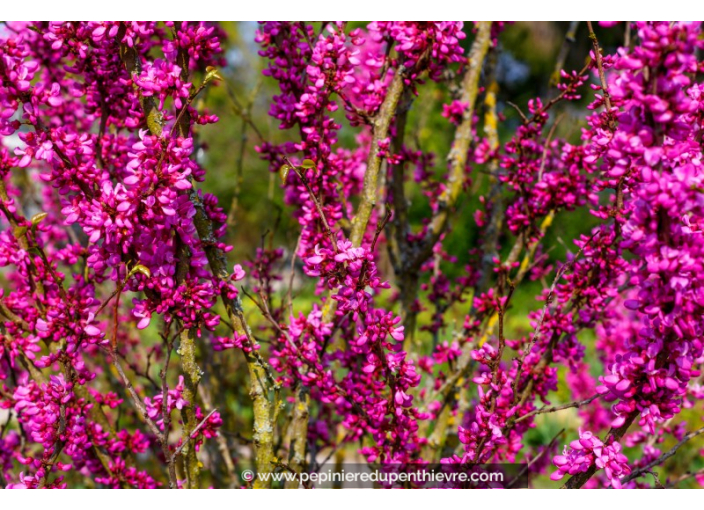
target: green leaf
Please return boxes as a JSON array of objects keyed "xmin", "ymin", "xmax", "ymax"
[
  {"xmin": 129, "ymin": 264, "xmax": 151, "ymax": 279},
  {"xmin": 30, "ymin": 212, "xmax": 48, "ymax": 225},
  {"xmin": 300, "ymin": 159, "xmax": 316, "ymax": 169},
  {"xmin": 204, "ymin": 66, "xmax": 223, "ymax": 84},
  {"xmin": 279, "ymin": 164, "xmax": 291, "ymax": 183}
]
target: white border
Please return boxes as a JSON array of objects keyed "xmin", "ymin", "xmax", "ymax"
[
  {"xmin": 0, "ymin": 1, "xmax": 695, "ymax": 23},
  {"xmin": 0, "ymin": 483, "xmax": 684, "ymax": 499}
]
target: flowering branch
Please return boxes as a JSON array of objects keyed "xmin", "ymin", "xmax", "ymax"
[
  {"xmin": 619, "ymin": 425, "xmax": 704, "ymax": 486},
  {"xmin": 350, "ymin": 65, "xmax": 406, "ymax": 246}
]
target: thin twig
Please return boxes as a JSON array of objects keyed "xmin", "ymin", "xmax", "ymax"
[
  {"xmin": 620, "ymin": 424, "xmax": 704, "ymax": 485},
  {"xmin": 666, "ymin": 467, "xmax": 704, "ymax": 488},
  {"xmin": 507, "ymin": 101, "xmax": 529, "ymax": 123},
  {"xmin": 110, "ymin": 353, "xmax": 164, "ymax": 440},
  {"xmin": 515, "ymin": 395, "xmax": 600, "ymax": 424},
  {"xmin": 170, "ymin": 408, "xmax": 219, "ymax": 461},
  {"xmin": 586, "ymin": 21, "xmax": 615, "ymax": 131},
  {"xmin": 285, "ymin": 157, "xmax": 338, "ymax": 252},
  {"xmin": 538, "ymin": 114, "xmax": 564, "ymax": 180},
  {"xmin": 506, "ymin": 428, "xmax": 565, "ymax": 488}
]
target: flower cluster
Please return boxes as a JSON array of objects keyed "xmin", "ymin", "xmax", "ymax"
[
  {"xmin": 551, "ymin": 430, "xmax": 631, "ymax": 489},
  {"xmin": 0, "ymin": 21, "xmax": 226, "ymax": 488}
]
